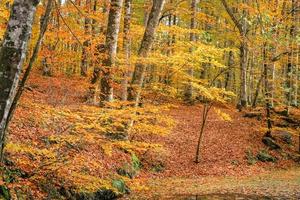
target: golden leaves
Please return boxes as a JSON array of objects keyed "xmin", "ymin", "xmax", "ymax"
[{"xmin": 215, "ymin": 109, "xmax": 232, "ymax": 122}]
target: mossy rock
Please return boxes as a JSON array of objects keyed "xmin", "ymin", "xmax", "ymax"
[
  {"xmin": 273, "ymin": 131, "xmax": 292, "ymax": 145},
  {"xmin": 0, "ymin": 185, "xmax": 10, "ymax": 200},
  {"xmin": 112, "ymin": 179, "xmax": 130, "ymax": 194},
  {"xmin": 245, "ymin": 150, "xmax": 257, "ymax": 165},
  {"xmin": 105, "ymin": 131, "xmax": 128, "ymax": 141},
  {"xmin": 60, "ymin": 187, "xmax": 118, "ymax": 200},
  {"xmin": 117, "ymin": 164, "xmax": 137, "ymax": 179},
  {"xmin": 243, "ymin": 112, "xmax": 262, "ymax": 120},
  {"xmin": 151, "ymin": 163, "xmax": 165, "ymax": 173},
  {"xmin": 288, "ymin": 153, "xmax": 300, "ymax": 163},
  {"xmin": 76, "ymin": 190, "xmax": 117, "ymax": 200},
  {"xmin": 257, "ymin": 150, "xmax": 277, "ymax": 162},
  {"xmin": 262, "ymin": 137, "xmax": 281, "ymax": 150}
]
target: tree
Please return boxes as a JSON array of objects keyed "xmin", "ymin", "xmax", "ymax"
[
  {"xmin": 6, "ymin": 0, "xmax": 53, "ymax": 131},
  {"xmin": 0, "ymin": 0, "xmax": 40, "ymax": 159},
  {"xmin": 128, "ymin": 0, "xmax": 165, "ymax": 105},
  {"xmin": 81, "ymin": 0, "xmax": 91, "ymax": 77},
  {"xmin": 221, "ymin": 0, "xmax": 249, "ymax": 108},
  {"xmin": 184, "ymin": 0, "xmax": 198, "ymax": 103},
  {"xmin": 100, "ymin": 0, "xmax": 124, "ymax": 104},
  {"xmin": 121, "ymin": 0, "xmax": 132, "ymax": 101}
]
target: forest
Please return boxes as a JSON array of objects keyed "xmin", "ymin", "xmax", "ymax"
[{"xmin": 0, "ymin": 0, "xmax": 299, "ymax": 199}]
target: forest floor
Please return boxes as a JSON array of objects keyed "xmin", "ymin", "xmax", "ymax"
[
  {"xmin": 124, "ymin": 105, "xmax": 300, "ymax": 199},
  {"xmin": 3, "ymin": 74, "xmax": 300, "ymax": 199},
  {"xmin": 123, "ymin": 168, "xmax": 300, "ymax": 199}
]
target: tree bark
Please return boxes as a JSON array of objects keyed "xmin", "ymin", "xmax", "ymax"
[
  {"xmin": 221, "ymin": 0, "xmax": 248, "ymax": 108},
  {"xmin": 184, "ymin": 0, "xmax": 198, "ymax": 103},
  {"xmin": 6, "ymin": 0, "xmax": 53, "ymax": 128},
  {"xmin": 121, "ymin": 0, "xmax": 132, "ymax": 101},
  {"xmin": 224, "ymin": 50, "xmax": 234, "ymax": 91},
  {"xmin": 100, "ymin": 0, "xmax": 124, "ymax": 104},
  {"xmin": 128, "ymin": 0, "xmax": 165, "ymax": 104},
  {"xmin": 81, "ymin": 0, "xmax": 91, "ymax": 77},
  {"xmin": 263, "ymin": 44, "xmax": 272, "ymax": 137},
  {"xmin": 252, "ymin": 64, "xmax": 264, "ymax": 108},
  {"xmin": 0, "ymin": 0, "xmax": 40, "ymax": 160}
]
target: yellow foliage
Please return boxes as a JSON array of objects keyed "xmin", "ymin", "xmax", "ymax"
[
  {"xmin": 6, "ymin": 142, "xmax": 55, "ymax": 159},
  {"xmin": 215, "ymin": 109, "xmax": 232, "ymax": 122}
]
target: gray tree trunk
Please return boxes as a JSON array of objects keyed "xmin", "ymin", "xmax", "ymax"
[
  {"xmin": 121, "ymin": 0, "xmax": 132, "ymax": 101},
  {"xmin": 100, "ymin": 0, "xmax": 124, "ymax": 104},
  {"xmin": 224, "ymin": 50, "xmax": 234, "ymax": 91},
  {"xmin": 0, "ymin": 0, "xmax": 40, "ymax": 159},
  {"xmin": 184, "ymin": 0, "xmax": 197, "ymax": 103},
  {"xmin": 221, "ymin": 0, "xmax": 248, "ymax": 108},
  {"xmin": 240, "ymin": 41, "xmax": 248, "ymax": 107},
  {"xmin": 263, "ymin": 45, "xmax": 272, "ymax": 137},
  {"xmin": 6, "ymin": 0, "xmax": 53, "ymax": 129},
  {"xmin": 81, "ymin": 0, "xmax": 91, "ymax": 77},
  {"xmin": 128, "ymin": 0, "xmax": 165, "ymax": 104}
]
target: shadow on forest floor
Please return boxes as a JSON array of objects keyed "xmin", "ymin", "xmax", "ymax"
[{"xmin": 174, "ymin": 193, "xmax": 288, "ymax": 200}]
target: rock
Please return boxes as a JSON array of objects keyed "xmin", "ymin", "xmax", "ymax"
[
  {"xmin": 274, "ymin": 121, "xmax": 289, "ymax": 128},
  {"xmin": 151, "ymin": 163, "xmax": 165, "ymax": 172},
  {"xmin": 262, "ymin": 137, "xmax": 281, "ymax": 150},
  {"xmin": 257, "ymin": 150, "xmax": 276, "ymax": 162},
  {"xmin": 105, "ymin": 131, "xmax": 128, "ymax": 141},
  {"xmin": 273, "ymin": 131, "xmax": 292, "ymax": 145},
  {"xmin": 60, "ymin": 187, "xmax": 118, "ymax": 200},
  {"xmin": 243, "ymin": 112, "xmax": 262, "ymax": 120},
  {"xmin": 288, "ymin": 153, "xmax": 300, "ymax": 163},
  {"xmin": 76, "ymin": 190, "xmax": 118, "ymax": 200},
  {"xmin": 245, "ymin": 150, "xmax": 257, "ymax": 165},
  {"xmin": 112, "ymin": 179, "xmax": 130, "ymax": 194},
  {"xmin": 0, "ymin": 185, "xmax": 10, "ymax": 200},
  {"xmin": 117, "ymin": 164, "xmax": 137, "ymax": 179}
]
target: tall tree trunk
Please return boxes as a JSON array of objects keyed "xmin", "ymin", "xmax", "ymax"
[
  {"xmin": 263, "ymin": 44, "xmax": 272, "ymax": 137},
  {"xmin": 91, "ymin": 0, "xmax": 98, "ymax": 35},
  {"xmin": 248, "ymin": 52, "xmax": 254, "ymax": 105},
  {"xmin": 128, "ymin": 0, "xmax": 165, "ymax": 104},
  {"xmin": 90, "ymin": 0, "xmax": 109, "ymax": 84},
  {"xmin": 0, "ymin": 0, "xmax": 40, "ymax": 160},
  {"xmin": 184, "ymin": 0, "xmax": 198, "ymax": 103},
  {"xmin": 285, "ymin": 0, "xmax": 297, "ymax": 115},
  {"xmin": 221, "ymin": 0, "xmax": 248, "ymax": 108},
  {"xmin": 6, "ymin": 0, "xmax": 53, "ymax": 128},
  {"xmin": 285, "ymin": 54, "xmax": 293, "ymax": 115},
  {"xmin": 270, "ymin": 62, "xmax": 276, "ymax": 107},
  {"xmin": 100, "ymin": 0, "xmax": 123, "ymax": 104},
  {"xmin": 225, "ymin": 50, "xmax": 234, "ymax": 91},
  {"xmin": 81, "ymin": 0, "xmax": 91, "ymax": 77},
  {"xmin": 239, "ymin": 39, "xmax": 248, "ymax": 107},
  {"xmin": 121, "ymin": 0, "xmax": 132, "ymax": 101},
  {"xmin": 293, "ymin": 0, "xmax": 299, "ymax": 108}
]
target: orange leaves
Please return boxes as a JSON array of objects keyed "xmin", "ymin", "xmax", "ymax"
[{"xmin": 3, "ymin": 73, "xmax": 177, "ymax": 196}]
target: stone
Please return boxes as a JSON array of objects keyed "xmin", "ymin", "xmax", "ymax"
[
  {"xmin": 112, "ymin": 179, "xmax": 130, "ymax": 194},
  {"xmin": 273, "ymin": 131, "xmax": 292, "ymax": 145},
  {"xmin": 117, "ymin": 164, "xmax": 136, "ymax": 179},
  {"xmin": 243, "ymin": 112, "xmax": 262, "ymax": 120},
  {"xmin": 262, "ymin": 137, "xmax": 281, "ymax": 150},
  {"xmin": 60, "ymin": 187, "xmax": 118, "ymax": 200},
  {"xmin": 151, "ymin": 163, "xmax": 165, "ymax": 172},
  {"xmin": 245, "ymin": 150, "xmax": 257, "ymax": 165},
  {"xmin": 105, "ymin": 131, "xmax": 128, "ymax": 141},
  {"xmin": 257, "ymin": 150, "xmax": 276, "ymax": 162}
]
